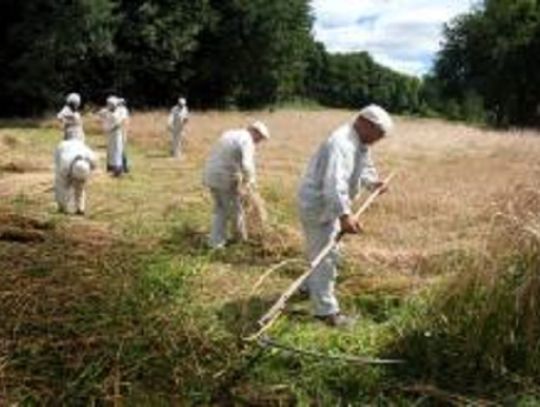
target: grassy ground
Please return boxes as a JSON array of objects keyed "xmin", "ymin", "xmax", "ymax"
[{"xmin": 1, "ymin": 110, "xmax": 540, "ymax": 404}]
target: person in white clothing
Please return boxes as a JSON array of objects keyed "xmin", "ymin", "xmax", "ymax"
[
  {"xmin": 117, "ymin": 98, "xmax": 130, "ymax": 173},
  {"xmin": 98, "ymin": 96, "xmax": 125, "ymax": 177},
  {"xmin": 297, "ymin": 104, "xmax": 393, "ymax": 327},
  {"xmin": 203, "ymin": 121, "xmax": 270, "ymax": 248},
  {"xmin": 57, "ymin": 93, "xmax": 85, "ymax": 141},
  {"xmin": 54, "ymin": 138, "xmax": 98, "ymax": 215},
  {"xmin": 168, "ymin": 97, "xmax": 189, "ymax": 157}
]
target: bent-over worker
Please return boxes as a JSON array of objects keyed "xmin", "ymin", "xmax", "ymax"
[
  {"xmin": 297, "ymin": 105, "xmax": 393, "ymax": 327},
  {"xmin": 203, "ymin": 121, "xmax": 270, "ymax": 248},
  {"xmin": 54, "ymin": 138, "xmax": 97, "ymax": 215}
]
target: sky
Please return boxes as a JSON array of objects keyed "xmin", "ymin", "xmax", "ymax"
[{"xmin": 312, "ymin": 0, "xmax": 478, "ymax": 77}]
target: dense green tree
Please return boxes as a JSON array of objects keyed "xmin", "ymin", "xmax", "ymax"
[
  {"xmin": 0, "ymin": 0, "xmax": 470, "ymax": 118},
  {"xmin": 434, "ymin": 0, "xmax": 540, "ymax": 126},
  {"xmin": 113, "ymin": 0, "xmax": 209, "ymax": 106},
  {"xmin": 189, "ymin": 0, "xmax": 313, "ymax": 108},
  {"xmin": 305, "ymin": 51, "xmax": 423, "ymax": 114},
  {"xmin": 0, "ymin": 0, "xmax": 117, "ymax": 116}
]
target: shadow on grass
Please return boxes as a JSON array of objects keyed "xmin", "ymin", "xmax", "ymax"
[
  {"xmin": 379, "ymin": 328, "xmax": 526, "ymax": 404},
  {"xmin": 218, "ymin": 295, "xmax": 279, "ymax": 338},
  {"xmin": 162, "ymin": 222, "xmax": 303, "ymax": 267}
]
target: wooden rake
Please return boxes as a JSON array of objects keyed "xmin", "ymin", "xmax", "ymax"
[{"xmin": 244, "ymin": 172, "xmax": 397, "ymax": 342}]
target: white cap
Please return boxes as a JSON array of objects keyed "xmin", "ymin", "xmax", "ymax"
[
  {"xmin": 358, "ymin": 104, "xmax": 393, "ymax": 135},
  {"xmin": 66, "ymin": 93, "xmax": 81, "ymax": 107},
  {"xmin": 106, "ymin": 96, "xmax": 119, "ymax": 108},
  {"xmin": 71, "ymin": 160, "xmax": 91, "ymax": 182},
  {"xmin": 178, "ymin": 97, "xmax": 187, "ymax": 106},
  {"xmin": 249, "ymin": 121, "xmax": 270, "ymax": 140}
]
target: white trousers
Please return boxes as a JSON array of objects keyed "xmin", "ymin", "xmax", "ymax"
[
  {"xmin": 107, "ymin": 130, "xmax": 124, "ymax": 170},
  {"xmin": 209, "ymin": 188, "xmax": 247, "ymax": 248},
  {"xmin": 55, "ymin": 175, "xmax": 86, "ymax": 213},
  {"xmin": 171, "ymin": 127, "xmax": 184, "ymax": 157},
  {"xmin": 300, "ymin": 214, "xmax": 341, "ymax": 316}
]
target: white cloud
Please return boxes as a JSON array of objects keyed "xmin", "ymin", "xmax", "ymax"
[{"xmin": 312, "ymin": 0, "xmax": 478, "ymax": 76}]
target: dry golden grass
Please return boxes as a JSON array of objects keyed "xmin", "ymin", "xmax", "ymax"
[
  {"xmin": 3, "ymin": 109, "xmax": 539, "ymax": 297},
  {"xmin": 1, "ymin": 109, "xmax": 540, "ymax": 403},
  {"xmin": 127, "ymin": 110, "xmax": 540, "ymax": 278}
]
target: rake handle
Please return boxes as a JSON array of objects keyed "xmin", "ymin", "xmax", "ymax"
[{"xmin": 254, "ymin": 172, "xmax": 396, "ymax": 335}]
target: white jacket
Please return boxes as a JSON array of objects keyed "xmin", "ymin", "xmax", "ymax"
[
  {"xmin": 117, "ymin": 105, "xmax": 130, "ymax": 143},
  {"xmin": 57, "ymin": 106, "xmax": 84, "ymax": 141},
  {"xmin": 55, "ymin": 139, "xmax": 97, "ymax": 179},
  {"xmin": 203, "ymin": 129, "xmax": 256, "ymax": 190},
  {"xmin": 298, "ymin": 123, "xmax": 379, "ymax": 224},
  {"xmin": 168, "ymin": 105, "xmax": 189, "ymax": 134},
  {"xmin": 99, "ymin": 108, "xmax": 124, "ymax": 167}
]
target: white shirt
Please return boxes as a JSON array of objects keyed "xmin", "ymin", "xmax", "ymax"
[
  {"xmin": 98, "ymin": 108, "xmax": 123, "ymax": 134},
  {"xmin": 168, "ymin": 105, "xmax": 189, "ymax": 132},
  {"xmin": 117, "ymin": 105, "xmax": 130, "ymax": 142},
  {"xmin": 298, "ymin": 123, "xmax": 379, "ymax": 223},
  {"xmin": 117, "ymin": 105, "xmax": 129, "ymax": 122},
  {"xmin": 57, "ymin": 105, "xmax": 84, "ymax": 140},
  {"xmin": 203, "ymin": 129, "xmax": 256, "ymax": 190}
]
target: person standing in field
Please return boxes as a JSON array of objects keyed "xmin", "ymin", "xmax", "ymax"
[
  {"xmin": 57, "ymin": 92, "xmax": 85, "ymax": 141},
  {"xmin": 54, "ymin": 138, "xmax": 98, "ymax": 215},
  {"xmin": 203, "ymin": 121, "xmax": 270, "ymax": 249},
  {"xmin": 168, "ymin": 97, "xmax": 189, "ymax": 157},
  {"xmin": 98, "ymin": 96, "xmax": 125, "ymax": 177},
  {"xmin": 117, "ymin": 98, "xmax": 130, "ymax": 173},
  {"xmin": 297, "ymin": 105, "xmax": 393, "ymax": 327}
]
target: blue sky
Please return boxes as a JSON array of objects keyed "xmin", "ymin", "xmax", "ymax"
[{"xmin": 312, "ymin": 0, "xmax": 478, "ymax": 77}]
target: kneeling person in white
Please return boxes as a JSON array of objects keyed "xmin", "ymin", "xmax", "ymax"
[
  {"xmin": 54, "ymin": 139, "xmax": 98, "ymax": 215},
  {"xmin": 203, "ymin": 121, "xmax": 270, "ymax": 248},
  {"xmin": 297, "ymin": 105, "xmax": 393, "ymax": 327}
]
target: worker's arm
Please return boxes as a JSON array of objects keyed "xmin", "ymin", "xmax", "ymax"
[
  {"xmin": 167, "ymin": 108, "xmax": 176, "ymax": 130},
  {"xmin": 321, "ymin": 145, "xmax": 360, "ymax": 233},
  {"xmin": 56, "ymin": 108, "xmax": 65, "ymax": 123},
  {"xmin": 57, "ymin": 106, "xmax": 75, "ymax": 123},
  {"xmin": 106, "ymin": 110, "xmax": 123, "ymax": 132},
  {"xmin": 359, "ymin": 150, "xmax": 387, "ymax": 193},
  {"xmin": 239, "ymin": 140, "xmax": 257, "ymax": 188},
  {"xmin": 181, "ymin": 108, "xmax": 189, "ymax": 125},
  {"xmin": 339, "ymin": 213, "xmax": 362, "ymax": 234}
]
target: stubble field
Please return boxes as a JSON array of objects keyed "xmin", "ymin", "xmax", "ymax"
[{"xmin": 1, "ymin": 109, "xmax": 539, "ymax": 404}]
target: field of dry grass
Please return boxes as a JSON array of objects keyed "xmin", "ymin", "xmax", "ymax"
[{"xmin": 1, "ymin": 109, "xmax": 540, "ymax": 404}]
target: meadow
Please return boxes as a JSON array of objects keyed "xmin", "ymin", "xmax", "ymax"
[{"xmin": 1, "ymin": 109, "xmax": 539, "ymax": 404}]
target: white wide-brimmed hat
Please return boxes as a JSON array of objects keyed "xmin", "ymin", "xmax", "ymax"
[
  {"xmin": 359, "ymin": 104, "xmax": 394, "ymax": 135},
  {"xmin": 106, "ymin": 96, "xmax": 119, "ymax": 108},
  {"xmin": 249, "ymin": 120, "xmax": 270, "ymax": 140},
  {"xmin": 66, "ymin": 92, "xmax": 81, "ymax": 106}
]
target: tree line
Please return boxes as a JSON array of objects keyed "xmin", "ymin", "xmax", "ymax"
[
  {"xmin": 0, "ymin": 0, "xmax": 423, "ymax": 117},
  {"xmin": 428, "ymin": 0, "xmax": 540, "ymax": 127},
  {"xmin": 1, "ymin": 0, "xmax": 538, "ymax": 127}
]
